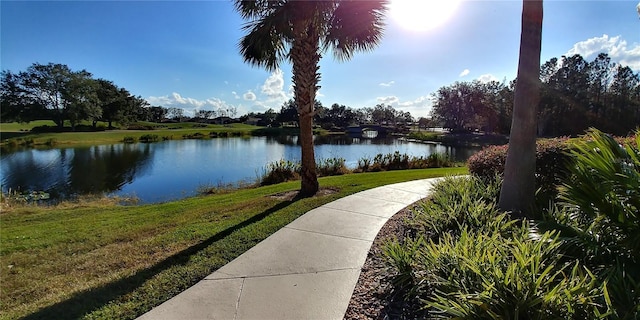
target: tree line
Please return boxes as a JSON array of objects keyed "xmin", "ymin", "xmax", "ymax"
[
  {"xmin": 1, "ymin": 63, "xmax": 150, "ymax": 130},
  {"xmin": 431, "ymin": 53, "xmax": 640, "ymax": 136},
  {"xmin": 241, "ymin": 99, "xmax": 414, "ymax": 130},
  {"xmin": 2, "ymin": 62, "xmax": 419, "ymax": 131}
]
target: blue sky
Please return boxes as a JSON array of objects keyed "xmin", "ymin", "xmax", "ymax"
[{"xmin": 2, "ymin": 1, "xmax": 639, "ymax": 119}]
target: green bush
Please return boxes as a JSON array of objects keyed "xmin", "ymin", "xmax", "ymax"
[
  {"xmin": 182, "ymin": 132, "xmax": 206, "ymax": 139},
  {"xmin": 259, "ymin": 160, "xmax": 300, "ymax": 186},
  {"xmin": 409, "ymin": 176, "xmax": 512, "ymax": 237},
  {"xmin": 45, "ymin": 138, "xmax": 58, "ymax": 146},
  {"xmin": 538, "ymin": 129, "xmax": 640, "ymax": 318},
  {"xmin": 316, "ymin": 158, "xmax": 348, "ymax": 177},
  {"xmin": 139, "ymin": 134, "xmax": 159, "ymax": 143},
  {"xmin": 393, "ymin": 229, "xmax": 609, "ymax": 319},
  {"xmin": 122, "ymin": 136, "xmax": 137, "ymax": 143},
  {"xmin": 467, "ymin": 138, "xmax": 572, "ymax": 202},
  {"xmin": 354, "ymin": 152, "xmax": 453, "ymax": 173},
  {"xmin": 406, "ymin": 131, "xmax": 443, "ymax": 142}
]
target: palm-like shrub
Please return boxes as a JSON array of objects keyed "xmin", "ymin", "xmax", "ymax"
[
  {"xmin": 419, "ymin": 230, "xmax": 608, "ymax": 319},
  {"xmin": 559, "ymin": 129, "xmax": 639, "ymax": 257},
  {"xmin": 539, "ymin": 128, "xmax": 640, "ymax": 319},
  {"xmin": 410, "ymin": 176, "xmax": 511, "ymax": 237}
]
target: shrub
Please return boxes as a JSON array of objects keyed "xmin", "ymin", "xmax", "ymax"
[
  {"xmin": 400, "ymin": 230, "xmax": 608, "ymax": 319},
  {"xmin": 139, "ymin": 134, "xmax": 159, "ymax": 143},
  {"xmin": 259, "ymin": 160, "xmax": 300, "ymax": 186},
  {"xmin": 467, "ymin": 137, "xmax": 572, "ymax": 202},
  {"xmin": 45, "ymin": 138, "xmax": 58, "ymax": 146},
  {"xmin": 410, "ymin": 176, "xmax": 514, "ymax": 238},
  {"xmin": 5, "ymin": 139, "xmax": 18, "ymax": 148},
  {"xmin": 123, "ymin": 136, "xmax": 137, "ymax": 143},
  {"xmin": 538, "ymin": 129, "xmax": 640, "ymax": 318},
  {"xmin": 182, "ymin": 132, "xmax": 206, "ymax": 139},
  {"xmin": 316, "ymin": 158, "xmax": 348, "ymax": 177},
  {"xmin": 406, "ymin": 131, "xmax": 443, "ymax": 142}
]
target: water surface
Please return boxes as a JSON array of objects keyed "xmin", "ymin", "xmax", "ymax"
[{"xmin": 1, "ymin": 135, "xmax": 480, "ymax": 203}]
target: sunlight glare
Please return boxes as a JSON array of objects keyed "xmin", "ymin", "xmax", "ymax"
[{"xmin": 389, "ymin": 0, "xmax": 462, "ymax": 32}]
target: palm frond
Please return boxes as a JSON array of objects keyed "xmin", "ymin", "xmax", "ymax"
[
  {"xmin": 236, "ymin": 2, "xmax": 298, "ymax": 70},
  {"xmin": 234, "ymin": 0, "xmax": 286, "ymax": 20},
  {"xmin": 325, "ymin": 0, "xmax": 388, "ymax": 61}
]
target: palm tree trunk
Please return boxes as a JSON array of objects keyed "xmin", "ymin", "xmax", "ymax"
[
  {"xmin": 291, "ymin": 22, "xmax": 320, "ymax": 197},
  {"xmin": 498, "ymin": 0, "xmax": 543, "ymax": 218}
]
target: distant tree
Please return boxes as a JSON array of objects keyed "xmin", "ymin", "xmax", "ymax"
[
  {"xmin": 430, "ymin": 81, "xmax": 501, "ymax": 132},
  {"xmin": 235, "ymin": 0, "xmax": 388, "ymax": 197},
  {"xmin": 537, "ymin": 53, "xmax": 639, "ymax": 136},
  {"xmin": 370, "ymin": 104, "xmax": 396, "ymax": 125},
  {"xmin": 63, "ymin": 71, "xmax": 101, "ymax": 130},
  {"xmin": 276, "ymin": 99, "xmax": 299, "ymax": 125},
  {"xmin": 323, "ymin": 103, "xmax": 356, "ymax": 128},
  {"xmin": 499, "ymin": 0, "xmax": 543, "ymax": 218},
  {"xmin": 166, "ymin": 107, "xmax": 184, "ymax": 122},
  {"xmin": 1, "ymin": 70, "xmax": 46, "ymax": 122},
  {"xmin": 146, "ymin": 106, "xmax": 168, "ymax": 123},
  {"xmin": 95, "ymin": 79, "xmax": 145, "ymax": 129},
  {"xmin": 608, "ymin": 65, "xmax": 640, "ymax": 135},
  {"xmin": 417, "ymin": 117, "xmax": 431, "ymax": 130},
  {"xmin": 18, "ymin": 63, "xmax": 77, "ymax": 128}
]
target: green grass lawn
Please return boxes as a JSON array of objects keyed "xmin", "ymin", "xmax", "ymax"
[
  {"xmin": 0, "ymin": 121, "xmax": 269, "ymax": 147},
  {"xmin": 0, "ymin": 167, "xmax": 467, "ymax": 320}
]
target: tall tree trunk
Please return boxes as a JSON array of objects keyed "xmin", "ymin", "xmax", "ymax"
[
  {"xmin": 291, "ymin": 22, "xmax": 320, "ymax": 197},
  {"xmin": 499, "ymin": 0, "xmax": 543, "ymax": 218}
]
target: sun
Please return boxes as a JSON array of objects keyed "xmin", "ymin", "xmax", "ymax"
[{"xmin": 389, "ymin": 0, "xmax": 462, "ymax": 32}]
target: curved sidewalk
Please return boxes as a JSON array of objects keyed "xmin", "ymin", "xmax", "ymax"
[{"xmin": 139, "ymin": 177, "xmax": 443, "ymax": 320}]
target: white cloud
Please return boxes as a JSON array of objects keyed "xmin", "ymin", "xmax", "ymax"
[
  {"xmin": 375, "ymin": 95, "xmax": 433, "ymax": 118},
  {"xmin": 232, "ymin": 91, "xmax": 240, "ymax": 99},
  {"xmin": 566, "ymin": 34, "xmax": 640, "ymax": 71},
  {"xmin": 379, "ymin": 81, "xmax": 395, "ymax": 87},
  {"xmin": 243, "ymin": 91, "xmax": 256, "ymax": 101},
  {"xmin": 376, "ymin": 95, "xmax": 400, "ymax": 105},
  {"xmin": 261, "ymin": 69, "xmax": 288, "ymax": 101},
  {"xmin": 477, "ymin": 73, "xmax": 499, "ymax": 83},
  {"xmin": 147, "ymin": 92, "xmax": 244, "ymax": 117},
  {"xmin": 459, "ymin": 69, "xmax": 470, "ymax": 77}
]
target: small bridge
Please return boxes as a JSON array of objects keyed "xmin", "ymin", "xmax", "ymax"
[{"xmin": 346, "ymin": 125, "xmax": 391, "ymax": 135}]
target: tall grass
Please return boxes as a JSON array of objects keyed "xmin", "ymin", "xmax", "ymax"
[
  {"xmin": 354, "ymin": 151, "xmax": 454, "ymax": 173},
  {"xmin": 259, "ymin": 153, "xmax": 454, "ymax": 186}
]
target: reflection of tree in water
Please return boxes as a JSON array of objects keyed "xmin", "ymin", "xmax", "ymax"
[
  {"xmin": 66, "ymin": 144, "xmax": 152, "ymax": 196},
  {"xmin": 1, "ymin": 144, "xmax": 152, "ymax": 200},
  {"xmin": 265, "ymin": 135, "xmax": 298, "ymax": 146},
  {"xmin": 265, "ymin": 134, "xmax": 399, "ymax": 146}
]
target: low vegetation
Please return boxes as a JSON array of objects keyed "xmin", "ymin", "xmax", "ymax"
[
  {"xmin": 258, "ymin": 152, "xmax": 456, "ymax": 186},
  {"xmin": 383, "ymin": 129, "xmax": 639, "ymax": 319},
  {"xmin": 0, "ymin": 168, "xmax": 466, "ymax": 320}
]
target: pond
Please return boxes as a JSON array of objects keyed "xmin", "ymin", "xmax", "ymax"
[{"xmin": 0, "ymin": 135, "xmax": 481, "ymax": 203}]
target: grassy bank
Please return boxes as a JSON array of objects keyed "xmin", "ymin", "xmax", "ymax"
[
  {"xmin": 0, "ymin": 167, "xmax": 466, "ymax": 320},
  {"xmin": 0, "ymin": 121, "xmax": 311, "ymax": 148}
]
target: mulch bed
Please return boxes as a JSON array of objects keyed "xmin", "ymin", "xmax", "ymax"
[{"xmin": 344, "ymin": 203, "xmax": 428, "ymax": 320}]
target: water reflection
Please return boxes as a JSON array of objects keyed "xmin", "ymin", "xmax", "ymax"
[
  {"xmin": 1, "ymin": 144, "xmax": 152, "ymax": 199},
  {"xmin": 1, "ymin": 136, "xmax": 480, "ymax": 203}
]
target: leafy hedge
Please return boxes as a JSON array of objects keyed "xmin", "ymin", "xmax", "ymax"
[{"xmin": 467, "ymin": 137, "xmax": 572, "ymax": 201}]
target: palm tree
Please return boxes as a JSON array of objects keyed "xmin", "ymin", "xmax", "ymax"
[
  {"xmin": 235, "ymin": 0, "xmax": 388, "ymax": 197},
  {"xmin": 498, "ymin": 0, "xmax": 543, "ymax": 218}
]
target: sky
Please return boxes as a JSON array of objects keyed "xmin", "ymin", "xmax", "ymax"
[{"xmin": 1, "ymin": 1, "xmax": 639, "ymax": 119}]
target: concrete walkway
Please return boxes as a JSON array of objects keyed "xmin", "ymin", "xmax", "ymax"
[{"xmin": 138, "ymin": 178, "xmax": 443, "ymax": 320}]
